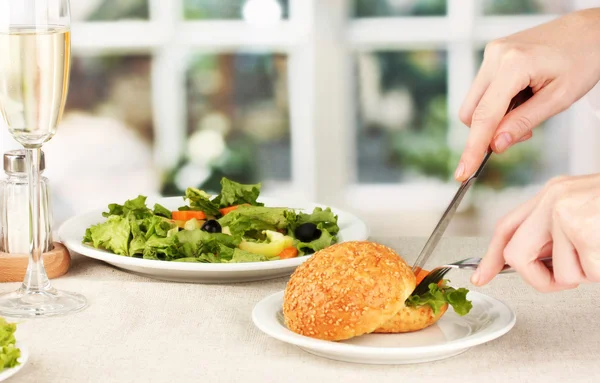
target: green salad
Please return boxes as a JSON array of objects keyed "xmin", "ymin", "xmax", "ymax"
[
  {"xmin": 83, "ymin": 178, "xmax": 340, "ymax": 263},
  {"xmin": 406, "ymin": 280, "xmax": 473, "ymax": 316},
  {"xmin": 0, "ymin": 317, "xmax": 20, "ymax": 372}
]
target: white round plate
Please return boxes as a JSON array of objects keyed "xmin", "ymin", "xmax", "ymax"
[
  {"xmin": 252, "ymin": 291, "xmax": 516, "ymax": 365},
  {"xmin": 0, "ymin": 343, "xmax": 29, "ymax": 382},
  {"xmin": 58, "ymin": 197, "xmax": 369, "ymax": 283}
]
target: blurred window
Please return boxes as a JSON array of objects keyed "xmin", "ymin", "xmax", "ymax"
[
  {"xmin": 71, "ymin": 0, "xmax": 149, "ymax": 21},
  {"xmin": 28, "ymin": 0, "xmax": 598, "ymax": 236},
  {"xmin": 352, "ymin": 0, "xmax": 446, "ymax": 17},
  {"xmin": 184, "ymin": 0, "xmax": 289, "ymax": 20}
]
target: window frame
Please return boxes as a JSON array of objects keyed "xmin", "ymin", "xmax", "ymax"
[{"xmin": 68, "ymin": 0, "xmax": 600, "ymax": 218}]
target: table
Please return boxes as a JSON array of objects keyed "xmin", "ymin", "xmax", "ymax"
[{"xmin": 6, "ymin": 237, "xmax": 600, "ymax": 383}]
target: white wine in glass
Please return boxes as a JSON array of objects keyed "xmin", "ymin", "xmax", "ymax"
[
  {"xmin": 0, "ymin": 27, "xmax": 70, "ymax": 145},
  {"xmin": 0, "ymin": 0, "xmax": 87, "ymax": 317}
]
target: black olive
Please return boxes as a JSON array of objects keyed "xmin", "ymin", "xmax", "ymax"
[
  {"xmin": 201, "ymin": 220, "xmax": 222, "ymax": 233},
  {"xmin": 294, "ymin": 223, "xmax": 321, "ymax": 242}
]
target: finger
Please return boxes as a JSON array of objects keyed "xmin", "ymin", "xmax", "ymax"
[
  {"xmin": 472, "ymin": 193, "xmax": 541, "ymax": 286},
  {"xmin": 459, "ymin": 64, "xmax": 494, "ymax": 127},
  {"xmin": 558, "ymin": 195, "xmax": 600, "ymax": 282},
  {"xmin": 516, "ymin": 131, "xmax": 532, "ymax": 143},
  {"xmin": 491, "ymin": 83, "xmax": 570, "ymax": 153},
  {"xmin": 454, "ymin": 72, "xmax": 530, "ymax": 181},
  {"xmin": 505, "ymin": 203, "xmax": 576, "ymax": 292},
  {"xmin": 551, "ymin": 209, "xmax": 585, "ymax": 286}
]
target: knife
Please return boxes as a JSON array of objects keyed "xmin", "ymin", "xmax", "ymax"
[{"xmin": 411, "ymin": 86, "xmax": 534, "ymax": 274}]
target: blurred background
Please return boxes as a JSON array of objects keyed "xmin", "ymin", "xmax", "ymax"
[{"xmin": 2, "ymin": 0, "xmax": 600, "ymax": 238}]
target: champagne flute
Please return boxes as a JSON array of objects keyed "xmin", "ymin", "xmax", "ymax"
[{"xmin": 0, "ymin": 0, "xmax": 86, "ymax": 317}]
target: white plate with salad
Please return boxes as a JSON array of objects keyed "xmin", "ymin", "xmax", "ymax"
[
  {"xmin": 0, "ymin": 318, "xmax": 28, "ymax": 382},
  {"xmin": 59, "ymin": 178, "xmax": 369, "ymax": 283},
  {"xmin": 0, "ymin": 343, "xmax": 27, "ymax": 382}
]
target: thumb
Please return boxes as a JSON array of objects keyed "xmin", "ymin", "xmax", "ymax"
[{"xmin": 491, "ymin": 83, "xmax": 569, "ymax": 153}]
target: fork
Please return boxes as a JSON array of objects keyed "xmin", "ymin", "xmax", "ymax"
[{"xmin": 412, "ymin": 256, "xmax": 554, "ymax": 296}]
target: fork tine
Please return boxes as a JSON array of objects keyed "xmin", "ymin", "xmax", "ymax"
[
  {"xmin": 412, "ymin": 268, "xmax": 446, "ymax": 295},
  {"xmin": 413, "ymin": 267, "xmax": 453, "ymax": 295},
  {"xmin": 436, "ymin": 268, "xmax": 451, "ymax": 282}
]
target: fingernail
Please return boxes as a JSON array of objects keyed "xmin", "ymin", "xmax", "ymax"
[
  {"xmin": 471, "ymin": 269, "xmax": 481, "ymax": 285},
  {"xmin": 494, "ymin": 133, "xmax": 513, "ymax": 152},
  {"xmin": 454, "ymin": 161, "xmax": 465, "ymax": 179}
]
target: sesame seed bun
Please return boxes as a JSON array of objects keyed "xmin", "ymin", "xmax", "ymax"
[
  {"xmin": 282, "ymin": 241, "xmax": 416, "ymax": 341},
  {"xmin": 373, "ymin": 303, "xmax": 449, "ymax": 333}
]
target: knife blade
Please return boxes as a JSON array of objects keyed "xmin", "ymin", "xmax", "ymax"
[{"xmin": 411, "ymin": 86, "xmax": 534, "ymax": 274}]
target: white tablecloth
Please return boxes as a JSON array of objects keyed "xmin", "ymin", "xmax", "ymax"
[{"xmin": 5, "ymin": 237, "xmax": 600, "ymax": 383}]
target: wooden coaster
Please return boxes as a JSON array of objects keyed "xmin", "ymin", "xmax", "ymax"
[{"xmin": 0, "ymin": 242, "xmax": 71, "ymax": 282}]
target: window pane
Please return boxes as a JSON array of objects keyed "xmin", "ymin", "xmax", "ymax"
[
  {"xmin": 353, "ymin": 0, "xmax": 447, "ymax": 17},
  {"xmin": 71, "ymin": 0, "xmax": 149, "ymax": 21},
  {"xmin": 44, "ymin": 55, "xmax": 155, "ymax": 225},
  {"xmin": 184, "ymin": 0, "xmax": 289, "ymax": 20},
  {"xmin": 66, "ymin": 56, "xmax": 154, "ymax": 141},
  {"xmin": 356, "ymin": 50, "xmax": 449, "ymax": 183},
  {"xmin": 163, "ymin": 53, "xmax": 290, "ymax": 195},
  {"xmin": 481, "ymin": 0, "xmax": 570, "ymax": 15}
]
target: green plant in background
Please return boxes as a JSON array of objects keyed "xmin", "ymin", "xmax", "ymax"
[
  {"xmin": 184, "ymin": 0, "xmax": 289, "ymax": 20},
  {"xmin": 184, "ymin": 0, "xmax": 242, "ymax": 19},
  {"xmin": 391, "ymin": 94, "xmax": 453, "ymax": 180},
  {"xmin": 484, "ymin": 0, "xmax": 544, "ymax": 15},
  {"xmin": 161, "ymin": 52, "xmax": 289, "ymax": 196},
  {"xmin": 160, "ymin": 138, "xmax": 258, "ymax": 196},
  {"xmin": 87, "ymin": 0, "xmax": 149, "ymax": 21},
  {"xmin": 354, "ymin": 0, "xmax": 550, "ymax": 189},
  {"xmin": 353, "ymin": 0, "xmax": 545, "ymax": 17},
  {"xmin": 353, "ymin": 0, "xmax": 446, "ymax": 17},
  {"xmin": 479, "ymin": 141, "xmax": 541, "ymax": 189},
  {"xmin": 373, "ymin": 47, "xmax": 542, "ymax": 189}
]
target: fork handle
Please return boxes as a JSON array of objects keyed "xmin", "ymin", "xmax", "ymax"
[{"xmin": 499, "ymin": 257, "xmax": 553, "ymax": 274}]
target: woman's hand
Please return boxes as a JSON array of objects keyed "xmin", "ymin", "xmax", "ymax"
[
  {"xmin": 455, "ymin": 8, "xmax": 600, "ymax": 181},
  {"xmin": 472, "ymin": 175, "xmax": 600, "ymax": 292}
]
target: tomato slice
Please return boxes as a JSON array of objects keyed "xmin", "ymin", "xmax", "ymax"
[
  {"xmin": 415, "ymin": 268, "xmax": 430, "ymax": 285},
  {"xmin": 278, "ymin": 247, "xmax": 299, "ymax": 259},
  {"xmin": 219, "ymin": 204, "xmax": 250, "ymax": 216},
  {"xmin": 414, "ymin": 268, "xmax": 444, "ymax": 288},
  {"xmin": 172, "ymin": 210, "xmax": 207, "ymax": 221}
]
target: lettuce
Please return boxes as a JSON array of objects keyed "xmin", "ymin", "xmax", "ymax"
[
  {"xmin": 214, "ymin": 178, "xmax": 263, "ymax": 207},
  {"xmin": 0, "ymin": 318, "xmax": 16, "ymax": 349},
  {"xmin": 153, "ymin": 203, "xmax": 172, "ymax": 219},
  {"xmin": 285, "ymin": 207, "xmax": 340, "ymax": 235},
  {"xmin": 182, "ymin": 179, "xmax": 263, "ymax": 217},
  {"xmin": 295, "ymin": 225, "xmax": 337, "ymax": 255},
  {"xmin": 102, "ymin": 195, "xmax": 152, "ymax": 220},
  {"xmin": 0, "ymin": 317, "xmax": 20, "ymax": 372},
  {"xmin": 184, "ymin": 188, "xmax": 221, "ymax": 216},
  {"xmin": 406, "ymin": 281, "xmax": 473, "ymax": 316},
  {"xmin": 130, "ymin": 215, "xmax": 176, "ymax": 256},
  {"xmin": 142, "ymin": 230, "xmax": 242, "ymax": 262},
  {"xmin": 143, "ymin": 235, "xmax": 179, "ymax": 260},
  {"xmin": 85, "ymin": 215, "xmax": 131, "ymax": 256},
  {"xmin": 224, "ymin": 248, "xmax": 272, "ymax": 263},
  {"xmin": 218, "ymin": 206, "xmax": 289, "ymax": 236}
]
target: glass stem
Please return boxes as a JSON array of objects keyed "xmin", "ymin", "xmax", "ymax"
[{"xmin": 22, "ymin": 147, "xmax": 51, "ymax": 292}]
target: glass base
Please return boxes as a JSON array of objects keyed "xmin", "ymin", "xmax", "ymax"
[{"xmin": 0, "ymin": 287, "xmax": 87, "ymax": 318}]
